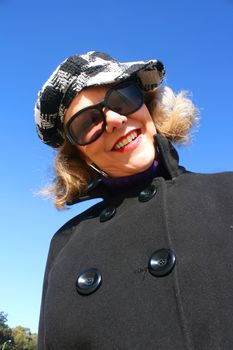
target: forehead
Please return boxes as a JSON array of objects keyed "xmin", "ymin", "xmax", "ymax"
[{"xmin": 64, "ymin": 84, "xmax": 111, "ymax": 123}]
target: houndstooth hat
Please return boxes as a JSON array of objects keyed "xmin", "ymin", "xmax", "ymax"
[{"xmin": 34, "ymin": 51, "xmax": 165, "ymax": 148}]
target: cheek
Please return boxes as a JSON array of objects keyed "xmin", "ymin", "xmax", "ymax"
[
  {"xmin": 77, "ymin": 145, "xmax": 92, "ymax": 163},
  {"xmin": 148, "ymin": 120, "xmax": 157, "ymax": 136},
  {"xmin": 77, "ymin": 139, "xmax": 105, "ymax": 163},
  {"xmin": 136, "ymin": 107, "xmax": 157, "ymax": 135},
  {"xmin": 134, "ymin": 105, "xmax": 155, "ymax": 124}
]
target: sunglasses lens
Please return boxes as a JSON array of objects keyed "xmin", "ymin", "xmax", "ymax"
[
  {"xmin": 107, "ymin": 82, "xmax": 143, "ymax": 115},
  {"xmin": 67, "ymin": 82, "xmax": 143, "ymax": 146},
  {"xmin": 69, "ymin": 109, "xmax": 104, "ymax": 145}
]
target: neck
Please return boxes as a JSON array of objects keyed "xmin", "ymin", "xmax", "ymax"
[{"xmin": 101, "ymin": 160, "xmax": 159, "ymax": 190}]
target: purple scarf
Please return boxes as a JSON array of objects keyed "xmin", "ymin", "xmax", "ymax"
[{"xmin": 101, "ymin": 160, "xmax": 159, "ymax": 190}]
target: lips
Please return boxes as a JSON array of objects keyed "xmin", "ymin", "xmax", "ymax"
[{"xmin": 112, "ymin": 129, "xmax": 141, "ymax": 151}]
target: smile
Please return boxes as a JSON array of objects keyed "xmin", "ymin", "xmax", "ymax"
[{"xmin": 112, "ymin": 129, "xmax": 141, "ymax": 151}]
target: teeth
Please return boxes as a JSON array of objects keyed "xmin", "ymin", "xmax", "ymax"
[{"xmin": 114, "ymin": 131, "xmax": 138, "ymax": 150}]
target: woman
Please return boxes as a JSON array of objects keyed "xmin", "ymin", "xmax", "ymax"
[{"xmin": 35, "ymin": 51, "xmax": 233, "ymax": 350}]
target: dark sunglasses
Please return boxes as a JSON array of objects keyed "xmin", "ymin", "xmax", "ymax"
[{"xmin": 65, "ymin": 80, "xmax": 144, "ymax": 146}]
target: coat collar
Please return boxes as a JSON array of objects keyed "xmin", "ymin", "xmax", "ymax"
[
  {"xmin": 155, "ymin": 134, "xmax": 185, "ymax": 179},
  {"xmin": 69, "ymin": 135, "xmax": 186, "ymax": 205}
]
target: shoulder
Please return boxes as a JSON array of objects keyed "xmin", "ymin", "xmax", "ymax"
[
  {"xmin": 176, "ymin": 171, "xmax": 233, "ymax": 203},
  {"xmin": 46, "ymin": 200, "xmax": 106, "ymax": 267},
  {"xmin": 179, "ymin": 170, "xmax": 233, "ymax": 184}
]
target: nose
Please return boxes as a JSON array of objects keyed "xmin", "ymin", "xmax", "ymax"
[{"xmin": 104, "ymin": 109, "xmax": 127, "ymax": 133}]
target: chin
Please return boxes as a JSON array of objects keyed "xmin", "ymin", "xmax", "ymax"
[
  {"xmin": 127, "ymin": 157, "xmax": 155, "ymax": 175},
  {"xmin": 131, "ymin": 148, "xmax": 155, "ymax": 171}
]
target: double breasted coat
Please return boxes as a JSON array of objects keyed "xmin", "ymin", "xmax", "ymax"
[{"xmin": 38, "ymin": 135, "xmax": 233, "ymax": 350}]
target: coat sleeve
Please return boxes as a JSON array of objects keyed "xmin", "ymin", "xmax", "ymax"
[
  {"xmin": 37, "ymin": 227, "xmax": 75, "ymax": 350},
  {"xmin": 37, "ymin": 203, "xmax": 103, "ymax": 349}
]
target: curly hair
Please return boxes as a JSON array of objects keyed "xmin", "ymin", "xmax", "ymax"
[{"xmin": 43, "ymin": 86, "xmax": 199, "ymax": 209}]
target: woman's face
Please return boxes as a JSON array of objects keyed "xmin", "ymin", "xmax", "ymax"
[{"xmin": 64, "ymin": 85, "xmax": 157, "ymax": 177}]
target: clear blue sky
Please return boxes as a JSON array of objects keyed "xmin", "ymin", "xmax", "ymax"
[{"xmin": 1, "ymin": 0, "xmax": 232, "ymax": 333}]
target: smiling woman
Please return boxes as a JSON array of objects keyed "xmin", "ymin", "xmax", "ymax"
[
  {"xmin": 34, "ymin": 51, "xmax": 233, "ymax": 350},
  {"xmin": 35, "ymin": 55, "xmax": 195, "ymax": 208},
  {"xmin": 64, "ymin": 82, "xmax": 157, "ymax": 178}
]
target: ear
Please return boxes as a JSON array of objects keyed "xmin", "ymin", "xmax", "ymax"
[
  {"xmin": 76, "ymin": 146, "xmax": 92, "ymax": 164},
  {"xmin": 88, "ymin": 163, "xmax": 109, "ymax": 178}
]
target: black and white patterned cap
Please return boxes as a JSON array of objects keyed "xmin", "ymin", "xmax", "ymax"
[{"xmin": 34, "ymin": 51, "xmax": 165, "ymax": 148}]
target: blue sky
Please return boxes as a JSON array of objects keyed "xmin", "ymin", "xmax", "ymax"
[{"xmin": 1, "ymin": 0, "xmax": 233, "ymax": 333}]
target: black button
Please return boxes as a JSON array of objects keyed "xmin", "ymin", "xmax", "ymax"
[
  {"xmin": 76, "ymin": 268, "xmax": 102, "ymax": 295},
  {"xmin": 138, "ymin": 184, "xmax": 157, "ymax": 202},
  {"xmin": 99, "ymin": 205, "xmax": 116, "ymax": 222},
  {"xmin": 148, "ymin": 248, "xmax": 176, "ymax": 277}
]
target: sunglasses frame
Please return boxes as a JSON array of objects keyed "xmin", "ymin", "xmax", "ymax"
[{"xmin": 65, "ymin": 80, "xmax": 144, "ymax": 146}]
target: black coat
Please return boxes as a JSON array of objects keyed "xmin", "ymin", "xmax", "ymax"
[{"xmin": 38, "ymin": 135, "xmax": 233, "ymax": 350}]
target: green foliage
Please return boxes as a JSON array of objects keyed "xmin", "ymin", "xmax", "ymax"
[
  {"xmin": 0, "ymin": 312, "xmax": 13, "ymax": 348},
  {"xmin": 0, "ymin": 312, "xmax": 37, "ymax": 350},
  {"xmin": 12, "ymin": 326, "xmax": 37, "ymax": 350}
]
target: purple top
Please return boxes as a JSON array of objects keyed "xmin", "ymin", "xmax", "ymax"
[{"xmin": 101, "ymin": 160, "xmax": 159, "ymax": 190}]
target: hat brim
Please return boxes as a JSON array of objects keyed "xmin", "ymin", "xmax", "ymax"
[{"xmin": 83, "ymin": 59, "xmax": 165, "ymax": 91}]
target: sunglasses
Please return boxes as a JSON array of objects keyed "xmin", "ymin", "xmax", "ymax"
[{"xmin": 65, "ymin": 81, "xmax": 144, "ymax": 146}]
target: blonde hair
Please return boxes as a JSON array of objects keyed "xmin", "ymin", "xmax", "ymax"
[{"xmin": 44, "ymin": 86, "xmax": 199, "ymax": 209}]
